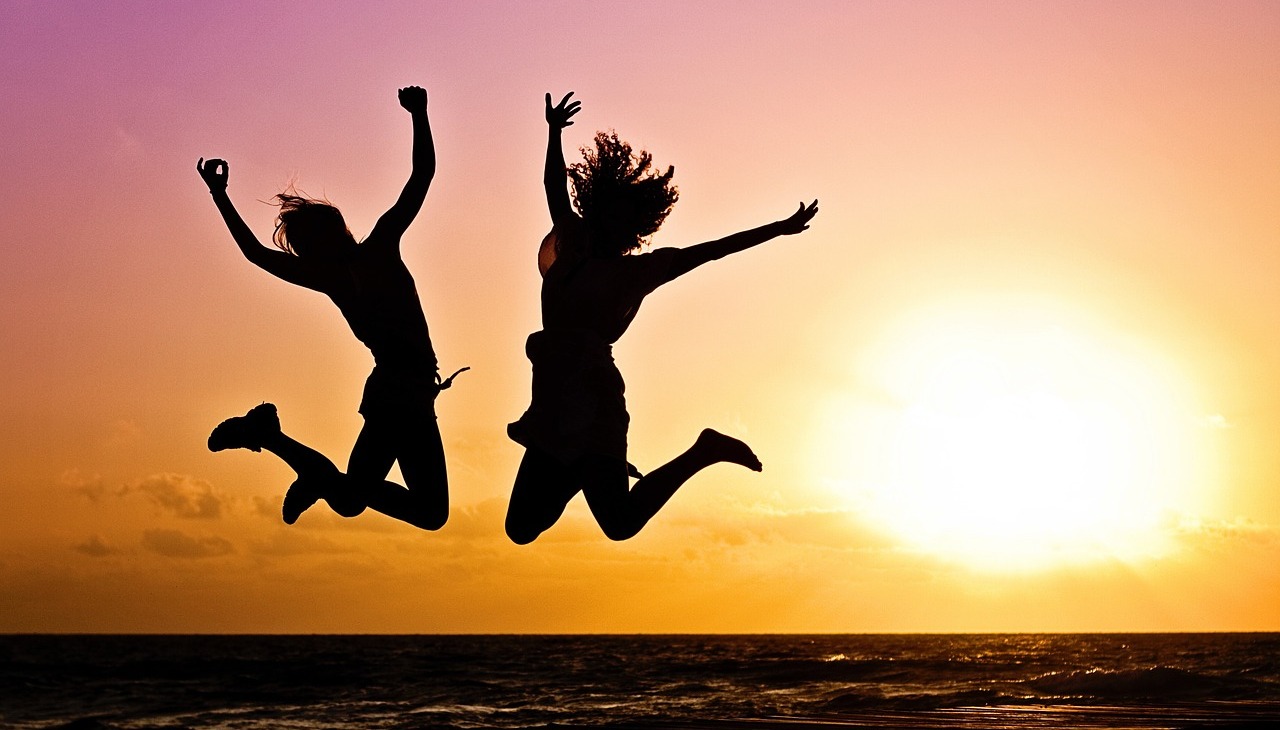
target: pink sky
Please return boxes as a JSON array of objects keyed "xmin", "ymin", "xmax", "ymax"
[{"xmin": 1, "ymin": 1, "xmax": 1278, "ymax": 632}]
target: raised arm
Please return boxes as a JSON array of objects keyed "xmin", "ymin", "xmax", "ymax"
[
  {"xmin": 369, "ymin": 86, "xmax": 436, "ymax": 243},
  {"xmin": 196, "ymin": 157, "xmax": 308, "ymax": 286},
  {"xmin": 544, "ymin": 91, "xmax": 581, "ymax": 224},
  {"xmin": 665, "ymin": 200, "xmax": 819, "ymax": 281}
]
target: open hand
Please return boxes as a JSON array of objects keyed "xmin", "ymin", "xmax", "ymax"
[
  {"xmin": 196, "ymin": 157, "xmax": 228, "ymax": 192},
  {"xmin": 545, "ymin": 91, "xmax": 581, "ymax": 129},
  {"xmin": 398, "ymin": 85, "xmax": 427, "ymax": 113},
  {"xmin": 777, "ymin": 200, "xmax": 819, "ymax": 235}
]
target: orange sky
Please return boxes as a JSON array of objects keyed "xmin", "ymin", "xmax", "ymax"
[{"xmin": 1, "ymin": 0, "xmax": 1278, "ymax": 632}]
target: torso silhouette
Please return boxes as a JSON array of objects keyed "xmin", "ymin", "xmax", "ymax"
[
  {"xmin": 537, "ymin": 219, "xmax": 675, "ymax": 343},
  {"xmin": 297, "ymin": 234, "xmax": 437, "ymax": 373},
  {"xmin": 509, "ymin": 219, "xmax": 675, "ymax": 463}
]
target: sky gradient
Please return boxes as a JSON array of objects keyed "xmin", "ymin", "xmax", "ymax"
[{"xmin": 2, "ymin": 0, "xmax": 1278, "ymax": 632}]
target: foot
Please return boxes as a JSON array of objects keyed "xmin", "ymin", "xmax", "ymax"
[
  {"xmin": 695, "ymin": 429, "xmax": 762, "ymax": 472},
  {"xmin": 208, "ymin": 403, "xmax": 280, "ymax": 452},
  {"xmin": 282, "ymin": 477, "xmax": 322, "ymax": 525}
]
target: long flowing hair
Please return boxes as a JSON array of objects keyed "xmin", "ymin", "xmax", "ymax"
[
  {"xmin": 271, "ymin": 192, "xmax": 354, "ymax": 254},
  {"xmin": 568, "ymin": 131, "xmax": 678, "ymax": 256}
]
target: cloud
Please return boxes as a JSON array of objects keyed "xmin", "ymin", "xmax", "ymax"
[
  {"xmin": 73, "ymin": 535, "xmax": 117, "ymax": 557},
  {"xmin": 671, "ymin": 501, "xmax": 894, "ymax": 551},
  {"xmin": 61, "ymin": 469, "xmax": 106, "ymax": 502},
  {"xmin": 251, "ymin": 495, "xmax": 279, "ymax": 520},
  {"xmin": 129, "ymin": 473, "xmax": 227, "ymax": 519},
  {"xmin": 1174, "ymin": 517, "xmax": 1279, "ymax": 546},
  {"xmin": 248, "ymin": 531, "xmax": 357, "ymax": 557},
  {"xmin": 142, "ymin": 529, "xmax": 234, "ymax": 559},
  {"xmin": 441, "ymin": 498, "xmax": 507, "ymax": 540},
  {"xmin": 103, "ymin": 419, "xmax": 144, "ymax": 449},
  {"xmin": 745, "ymin": 506, "xmax": 874, "ymax": 548}
]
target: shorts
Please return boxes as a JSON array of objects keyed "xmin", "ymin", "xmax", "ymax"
[
  {"xmin": 507, "ymin": 329, "xmax": 629, "ymax": 464},
  {"xmin": 359, "ymin": 363, "xmax": 439, "ymax": 421}
]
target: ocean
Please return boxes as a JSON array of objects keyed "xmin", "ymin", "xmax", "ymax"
[{"xmin": 2, "ymin": 634, "xmax": 1278, "ymax": 729}]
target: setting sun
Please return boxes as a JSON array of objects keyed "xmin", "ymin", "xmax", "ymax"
[{"xmin": 824, "ymin": 301, "xmax": 1209, "ymax": 572}]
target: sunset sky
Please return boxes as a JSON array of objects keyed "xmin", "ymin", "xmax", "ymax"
[{"xmin": 2, "ymin": 0, "xmax": 1278, "ymax": 633}]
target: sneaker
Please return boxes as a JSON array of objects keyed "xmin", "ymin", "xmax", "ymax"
[
  {"xmin": 282, "ymin": 476, "xmax": 323, "ymax": 525},
  {"xmin": 207, "ymin": 403, "xmax": 280, "ymax": 452}
]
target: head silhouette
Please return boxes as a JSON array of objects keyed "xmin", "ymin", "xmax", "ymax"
[
  {"xmin": 568, "ymin": 131, "xmax": 678, "ymax": 256},
  {"xmin": 272, "ymin": 193, "xmax": 356, "ymax": 257}
]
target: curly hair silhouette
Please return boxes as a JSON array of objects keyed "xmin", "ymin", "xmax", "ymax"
[{"xmin": 568, "ymin": 131, "xmax": 678, "ymax": 256}]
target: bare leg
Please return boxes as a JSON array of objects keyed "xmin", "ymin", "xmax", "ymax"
[
  {"xmin": 209, "ymin": 403, "xmax": 439, "ymax": 528},
  {"xmin": 207, "ymin": 404, "xmax": 364, "ymax": 521},
  {"xmin": 582, "ymin": 429, "xmax": 761, "ymax": 541},
  {"xmin": 505, "ymin": 447, "xmax": 580, "ymax": 545},
  {"xmin": 346, "ymin": 410, "xmax": 448, "ymax": 531},
  {"xmin": 391, "ymin": 418, "xmax": 449, "ymax": 529},
  {"xmin": 260, "ymin": 431, "xmax": 369, "ymax": 521},
  {"xmin": 259, "ymin": 431, "xmax": 341, "ymax": 480}
]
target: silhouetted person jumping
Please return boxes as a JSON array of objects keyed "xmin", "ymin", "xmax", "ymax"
[
  {"xmin": 197, "ymin": 86, "xmax": 463, "ymax": 530},
  {"xmin": 505, "ymin": 92, "xmax": 818, "ymax": 544}
]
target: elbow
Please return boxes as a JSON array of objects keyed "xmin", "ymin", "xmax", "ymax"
[{"xmin": 403, "ymin": 174, "xmax": 433, "ymax": 198}]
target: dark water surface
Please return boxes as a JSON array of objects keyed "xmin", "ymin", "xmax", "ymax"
[{"xmin": 2, "ymin": 634, "xmax": 1278, "ymax": 729}]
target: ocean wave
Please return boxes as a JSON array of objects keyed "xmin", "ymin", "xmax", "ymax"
[
  {"xmin": 4, "ymin": 635, "xmax": 1280, "ymax": 729},
  {"xmin": 1022, "ymin": 665, "xmax": 1267, "ymax": 701},
  {"xmin": 816, "ymin": 687, "xmax": 1006, "ymax": 712}
]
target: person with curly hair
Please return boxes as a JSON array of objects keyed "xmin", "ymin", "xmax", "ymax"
[
  {"xmin": 197, "ymin": 86, "xmax": 464, "ymax": 530},
  {"xmin": 505, "ymin": 92, "xmax": 818, "ymax": 544}
]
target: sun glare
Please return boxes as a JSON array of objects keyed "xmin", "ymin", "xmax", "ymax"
[{"xmin": 822, "ymin": 303, "xmax": 1207, "ymax": 572}]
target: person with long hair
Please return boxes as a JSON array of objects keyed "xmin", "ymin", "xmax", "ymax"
[
  {"xmin": 197, "ymin": 86, "xmax": 463, "ymax": 529},
  {"xmin": 505, "ymin": 92, "xmax": 818, "ymax": 544}
]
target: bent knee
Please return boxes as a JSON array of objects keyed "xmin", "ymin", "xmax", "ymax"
[
  {"xmin": 598, "ymin": 519, "xmax": 641, "ymax": 542},
  {"xmin": 505, "ymin": 517, "xmax": 545, "ymax": 545},
  {"xmin": 505, "ymin": 525, "xmax": 539, "ymax": 545},
  {"xmin": 507, "ymin": 530, "xmax": 537, "ymax": 546},
  {"xmin": 325, "ymin": 494, "xmax": 367, "ymax": 519},
  {"xmin": 408, "ymin": 506, "xmax": 447, "ymax": 532}
]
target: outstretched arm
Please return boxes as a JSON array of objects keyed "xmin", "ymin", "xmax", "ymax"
[
  {"xmin": 196, "ymin": 157, "xmax": 307, "ymax": 285},
  {"xmin": 665, "ymin": 200, "xmax": 819, "ymax": 281},
  {"xmin": 544, "ymin": 91, "xmax": 582, "ymax": 224},
  {"xmin": 369, "ymin": 86, "xmax": 436, "ymax": 243}
]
